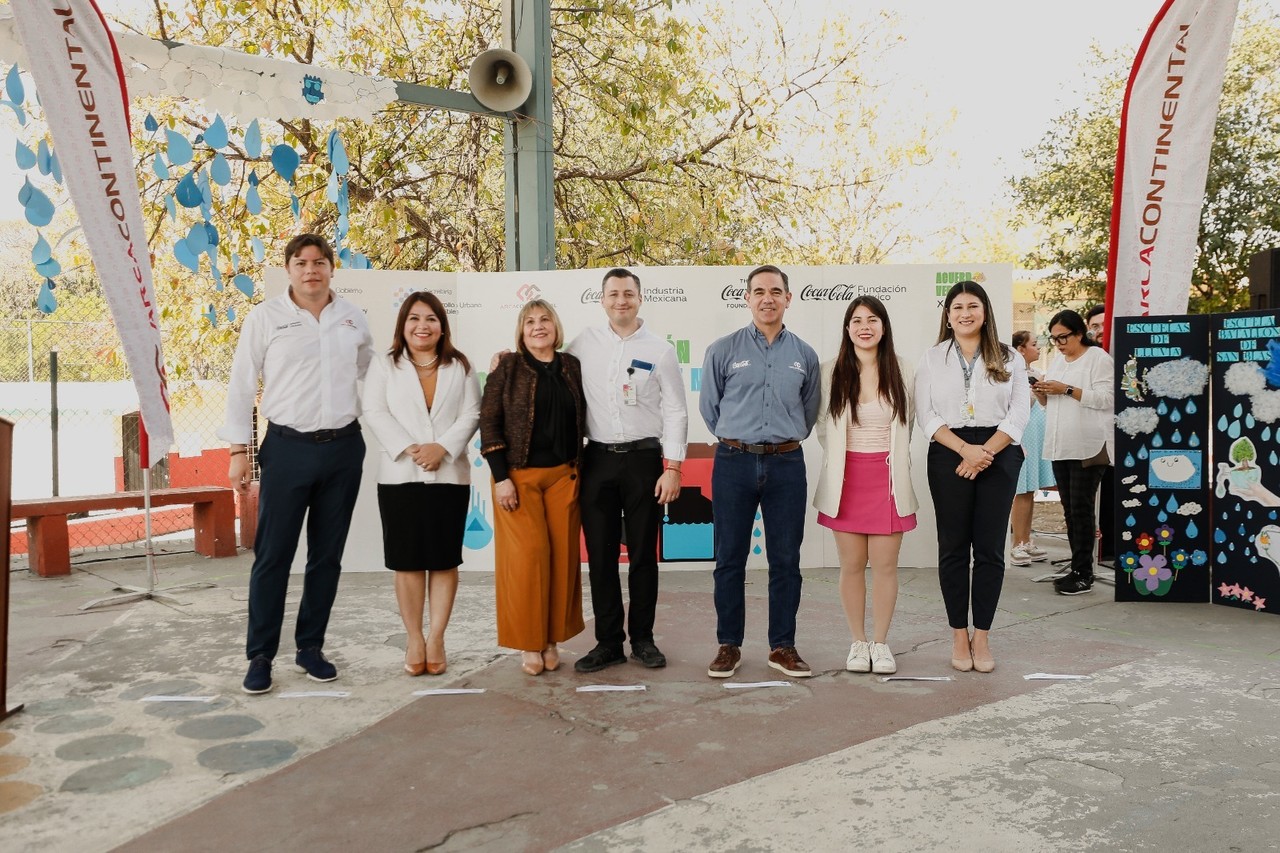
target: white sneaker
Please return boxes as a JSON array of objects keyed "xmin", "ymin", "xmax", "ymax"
[
  {"xmin": 845, "ymin": 640, "xmax": 871, "ymax": 672},
  {"xmin": 1010, "ymin": 543, "xmax": 1033, "ymax": 566},
  {"xmin": 870, "ymin": 642, "xmax": 897, "ymax": 674},
  {"xmin": 1025, "ymin": 541, "xmax": 1048, "ymax": 561}
]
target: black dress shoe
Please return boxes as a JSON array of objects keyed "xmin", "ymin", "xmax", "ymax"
[
  {"xmin": 629, "ymin": 641, "xmax": 667, "ymax": 669},
  {"xmin": 574, "ymin": 645, "xmax": 627, "ymax": 673}
]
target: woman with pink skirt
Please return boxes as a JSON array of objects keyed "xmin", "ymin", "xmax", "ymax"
[{"xmin": 813, "ymin": 296, "xmax": 917, "ymax": 675}]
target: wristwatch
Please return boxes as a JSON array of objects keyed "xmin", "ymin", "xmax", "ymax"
[{"xmin": 1064, "ymin": 385, "xmax": 1074, "ymax": 398}]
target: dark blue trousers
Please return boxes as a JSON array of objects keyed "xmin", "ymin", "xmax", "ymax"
[{"xmin": 246, "ymin": 426, "xmax": 365, "ymax": 660}]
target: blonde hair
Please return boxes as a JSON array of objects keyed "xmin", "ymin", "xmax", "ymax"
[{"xmin": 514, "ymin": 298, "xmax": 565, "ymax": 354}]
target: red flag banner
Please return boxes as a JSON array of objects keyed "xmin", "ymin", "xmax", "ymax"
[
  {"xmin": 11, "ymin": 0, "xmax": 172, "ymax": 467},
  {"xmin": 1105, "ymin": 0, "xmax": 1238, "ymax": 326}
]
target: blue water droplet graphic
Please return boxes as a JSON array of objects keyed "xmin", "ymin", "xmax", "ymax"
[
  {"xmin": 752, "ymin": 545, "xmax": 762, "ymax": 555},
  {"xmin": 1247, "ymin": 511, "xmax": 1253, "ymax": 521},
  {"xmin": 1124, "ymin": 453, "xmax": 1136, "ymax": 468},
  {"xmin": 1228, "ymin": 420, "xmax": 1242, "ymax": 439},
  {"xmin": 1239, "ymin": 524, "xmax": 1247, "ymax": 536},
  {"xmin": 1263, "ymin": 426, "xmax": 1273, "ymax": 442},
  {"xmin": 1246, "ymin": 414, "xmax": 1256, "ymax": 429},
  {"xmin": 1152, "ymin": 434, "xmax": 1164, "ymax": 447},
  {"xmin": 1186, "ymin": 400, "xmax": 1197, "ymax": 414},
  {"xmin": 1234, "ymin": 404, "xmax": 1244, "ymax": 418},
  {"xmin": 1189, "ymin": 433, "xmax": 1201, "ymax": 447},
  {"xmin": 1138, "ymin": 445, "xmax": 1149, "ymax": 460},
  {"xmin": 1157, "ymin": 511, "xmax": 1168, "ymax": 523},
  {"xmin": 1126, "ymin": 514, "xmax": 1137, "ymax": 527},
  {"xmin": 1166, "ymin": 495, "xmax": 1179, "ymax": 512},
  {"xmin": 1171, "ymin": 429, "xmax": 1182, "ymax": 443},
  {"xmin": 1271, "ymin": 451, "xmax": 1279, "ymax": 467},
  {"xmin": 1217, "ymin": 414, "xmax": 1229, "ymax": 431},
  {"xmin": 1216, "ymin": 551, "xmax": 1227, "ymax": 564},
  {"xmin": 1157, "ymin": 400, "xmax": 1168, "ymax": 415},
  {"xmin": 1170, "ymin": 409, "xmax": 1182, "ymax": 423},
  {"xmin": 1150, "ymin": 495, "xmax": 1160, "ymax": 507},
  {"xmin": 1185, "ymin": 520, "xmax": 1198, "ymax": 538},
  {"xmin": 1214, "ymin": 528, "xmax": 1227, "ymax": 543}
]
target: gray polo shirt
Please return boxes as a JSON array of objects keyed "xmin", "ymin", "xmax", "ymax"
[{"xmin": 699, "ymin": 324, "xmax": 820, "ymax": 444}]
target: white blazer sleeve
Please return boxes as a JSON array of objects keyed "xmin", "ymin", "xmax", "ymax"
[
  {"xmin": 360, "ymin": 356, "xmax": 417, "ymax": 460},
  {"xmin": 436, "ymin": 368, "xmax": 481, "ymax": 462}
]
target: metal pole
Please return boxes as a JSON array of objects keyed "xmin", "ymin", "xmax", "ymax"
[
  {"xmin": 26, "ymin": 319, "xmax": 34, "ymax": 382},
  {"xmin": 504, "ymin": 0, "xmax": 555, "ymax": 271},
  {"xmin": 50, "ymin": 346, "xmax": 59, "ymax": 497}
]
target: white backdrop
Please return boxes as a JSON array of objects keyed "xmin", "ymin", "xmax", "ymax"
[{"xmin": 265, "ymin": 263, "xmax": 1013, "ymax": 572}]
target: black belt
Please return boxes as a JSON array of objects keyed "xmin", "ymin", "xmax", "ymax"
[
  {"xmin": 719, "ymin": 438, "xmax": 801, "ymax": 455},
  {"xmin": 268, "ymin": 421, "xmax": 361, "ymax": 443},
  {"xmin": 588, "ymin": 437, "xmax": 662, "ymax": 453}
]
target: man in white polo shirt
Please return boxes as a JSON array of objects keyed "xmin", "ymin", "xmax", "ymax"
[{"xmin": 219, "ymin": 233, "xmax": 373, "ymax": 694}]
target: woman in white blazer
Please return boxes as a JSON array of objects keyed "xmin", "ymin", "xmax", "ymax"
[
  {"xmin": 813, "ymin": 296, "xmax": 918, "ymax": 676},
  {"xmin": 361, "ymin": 291, "xmax": 480, "ymax": 677}
]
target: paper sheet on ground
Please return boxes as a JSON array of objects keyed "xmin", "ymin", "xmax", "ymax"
[
  {"xmin": 277, "ymin": 691, "xmax": 351, "ymax": 698},
  {"xmin": 1024, "ymin": 673, "xmax": 1093, "ymax": 680},
  {"xmin": 879, "ymin": 676, "xmax": 953, "ymax": 682},
  {"xmin": 412, "ymin": 688, "xmax": 487, "ymax": 696},
  {"xmin": 724, "ymin": 680, "xmax": 792, "ymax": 689},
  {"xmin": 140, "ymin": 695, "xmax": 219, "ymax": 702},
  {"xmin": 576, "ymin": 684, "xmax": 647, "ymax": 692}
]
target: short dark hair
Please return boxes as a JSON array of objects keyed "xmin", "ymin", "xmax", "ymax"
[
  {"xmin": 746, "ymin": 264, "xmax": 789, "ymax": 292},
  {"xmin": 1012, "ymin": 330, "xmax": 1033, "ymax": 349},
  {"xmin": 284, "ymin": 233, "xmax": 335, "ymax": 266},
  {"xmin": 1049, "ymin": 309, "xmax": 1100, "ymax": 348},
  {"xmin": 601, "ymin": 268, "xmax": 641, "ymax": 295},
  {"xmin": 1084, "ymin": 304, "xmax": 1105, "ymax": 321}
]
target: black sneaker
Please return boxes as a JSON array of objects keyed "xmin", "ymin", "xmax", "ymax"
[
  {"xmin": 574, "ymin": 644, "xmax": 627, "ymax": 673},
  {"xmin": 242, "ymin": 655, "xmax": 273, "ymax": 694},
  {"xmin": 629, "ymin": 641, "xmax": 667, "ymax": 669},
  {"xmin": 294, "ymin": 646, "xmax": 338, "ymax": 682},
  {"xmin": 1055, "ymin": 574, "xmax": 1094, "ymax": 596}
]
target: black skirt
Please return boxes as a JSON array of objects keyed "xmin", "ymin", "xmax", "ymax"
[{"xmin": 376, "ymin": 482, "xmax": 470, "ymax": 571}]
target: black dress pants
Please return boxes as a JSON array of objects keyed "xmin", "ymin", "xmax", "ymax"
[
  {"xmin": 927, "ymin": 428, "xmax": 1021, "ymax": 631},
  {"xmin": 579, "ymin": 442, "xmax": 664, "ymax": 650},
  {"xmin": 1052, "ymin": 458, "xmax": 1106, "ymax": 580}
]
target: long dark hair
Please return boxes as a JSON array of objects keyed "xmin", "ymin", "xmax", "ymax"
[
  {"xmin": 936, "ymin": 280, "xmax": 1012, "ymax": 383},
  {"xmin": 829, "ymin": 296, "xmax": 908, "ymax": 425},
  {"xmin": 1047, "ymin": 309, "xmax": 1099, "ymax": 348},
  {"xmin": 390, "ymin": 291, "xmax": 471, "ymax": 371}
]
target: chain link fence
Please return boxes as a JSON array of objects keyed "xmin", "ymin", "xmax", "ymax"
[{"xmin": 3, "ymin": 300, "xmax": 250, "ymax": 568}]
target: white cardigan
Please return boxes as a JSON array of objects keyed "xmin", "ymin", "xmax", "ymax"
[
  {"xmin": 360, "ymin": 353, "xmax": 481, "ymax": 485},
  {"xmin": 813, "ymin": 356, "xmax": 919, "ymax": 518}
]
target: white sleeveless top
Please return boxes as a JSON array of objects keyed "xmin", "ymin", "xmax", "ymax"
[{"xmin": 845, "ymin": 395, "xmax": 892, "ymax": 452}]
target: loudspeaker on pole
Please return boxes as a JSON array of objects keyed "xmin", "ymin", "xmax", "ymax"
[{"xmin": 468, "ymin": 48, "xmax": 533, "ymax": 113}]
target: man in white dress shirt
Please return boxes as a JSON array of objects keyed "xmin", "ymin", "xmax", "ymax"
[
  {"xmin": 568, "ymin": 268, "xmax": 688, "ymax": 672},
  {"xmin": 219, "ymin": 234, "xmax": 373, "ymax": 694}
]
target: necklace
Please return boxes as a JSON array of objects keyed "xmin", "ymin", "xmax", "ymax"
[{"xmin": 410, "ymin": 354, "xmax": 439, "ymax": 369}]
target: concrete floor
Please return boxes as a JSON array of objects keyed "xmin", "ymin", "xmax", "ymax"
[{"xmin": 1, "ymin": 532, "xmax": 1278, "ymax": 852}]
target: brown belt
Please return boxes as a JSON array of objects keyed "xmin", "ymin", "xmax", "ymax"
[{"xmin": 719, "ymin": 438, "xmax": 801, "ymax": 455}]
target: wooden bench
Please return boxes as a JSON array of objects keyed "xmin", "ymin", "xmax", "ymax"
[{"xmin": 12, "ymin": 487, "xmax": 238, "ymax": 578}]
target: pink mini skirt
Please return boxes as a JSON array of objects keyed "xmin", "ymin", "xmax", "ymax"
[{"xmin": 818, "ymin": 451, "xmax": 917, "ymax": 535}]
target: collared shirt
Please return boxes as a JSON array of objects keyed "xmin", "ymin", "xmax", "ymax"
[
  {"xmin": 914, "ymin": 340, "xmax": 1029, "ymax": 443},
  {"xmin": 699, "ymin": 324, "xmax": 820, "ymax": 444},
  {"xmin": 1042, "ymin": 346, "xmax": 1114, "ymax": 460},
  {"xmin": 218, "ymin": 290, "xmax": 374, "ymax": 444},
  {"xmin": 566, "ymin": 319, "xmax": 689, "ymax": 460}
]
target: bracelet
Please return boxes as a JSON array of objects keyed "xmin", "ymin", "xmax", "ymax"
[
  {"xmin": 229, "ymin": 450, "xmax": 247, "ymax": 456},
  {"xmin": 664, "ymin": 466, "xmax": 682, "ymax": 476}
]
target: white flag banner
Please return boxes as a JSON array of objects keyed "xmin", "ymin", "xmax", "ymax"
[
  {"xmin": 1105, "ymin": 0, "xmax": 1238, "ymax": 327},
  {"xmin": 11, "ymin": 0, "xmax": 172, "ymax": 466}
]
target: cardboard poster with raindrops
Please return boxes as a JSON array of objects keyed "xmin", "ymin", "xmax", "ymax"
[
  {"xmin": 1112, "ymin": 315, "xmax": 1212, "ymax": 603},
  {"xmin": 1210, "ymin": 311, "xmax": 1280, "ymax": 616}
]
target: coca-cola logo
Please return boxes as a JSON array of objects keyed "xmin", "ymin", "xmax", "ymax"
[
  {"xmin": 799, "ymin": 283, "xmax": 908, "ymax": 301},
  {"xmin": 720, "ymin": 284, "xmax": 748, "ymax": 301},
  {"xmin": 580, "ymin": 288, "xmax": 602, "ymax": 304}
]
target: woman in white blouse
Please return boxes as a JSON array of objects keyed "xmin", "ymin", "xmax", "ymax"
[
  {"xmin": 915, "ymin": 281, "xmax": 1029, "ymax": 673},
  {"xmin": 362, "ymin": 292, "xmax": 481, "ymax": 676},
  {"xmin": 1034, "ymin": 309, "xmax": 1114, "ymax": 597}
]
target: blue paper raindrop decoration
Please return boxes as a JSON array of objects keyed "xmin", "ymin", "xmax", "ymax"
[
  {"xmin": 1216, "ymin": 551, "xmax": 1227, "ymax": 564},
  {"xmin": 203, "ymin": 304, "xmax": 217, "ymax": 326},
  {"xmin": 36, "ymin": 279, "xmax": 56, "ymax": 313},
  {"xmin": 204, "ymin": 223, "xmax": 219, "ymax": 250},
  {"xmin": 143, "ymin": 113, "xmax": 159, "ymax": 133},
  {"xmin": 164, "ymin": 193, "xmax": 177, "ymax": 221},
  {"xmin": 248, "ymin": 169, "xmax": 260, "ymax": 187},
  {"xmin": 1157, "ymin": 400, "xmax": 1168, "ymax": 415},
  {"xmin": 1189, "ymin": 433, "xmax": 1200, "ymax": 448},
  {"xmin": 173, "ymin": 240, "xmax": 200, "ymax": 273},
  {"xmin": 1228, "ymin": 420, "xmax": 1241, "ymax": 439},
  {"xmin": 211, "ymin": 265, "xmax": 223, "ymax": 291},
  {"xmin": 271, "ymin": 144, "xmax": 300, "ymax": 182},
  {"xmin": 203, "ymin": 115, "xmax": 229, "ymax": 150},
  {"xmin": 1234, "ymin": 404, "xmax": 1244, "ymax": 418},
  {"xmin": 325, "ymin": 171, "xmax": 339, "ymax": 203},
  {"xmin": 1137, "ymin": 445, "xmax": 1149, "ymax": 460},
  {"xmin": 1123, "ymin": 453, "xmax": 1135, "ymax": 468},
  {"xmin": 1126, "ymin": 514, "xmax": 1137, "ymax": 527},
  {"xmin": 1217, "ymin": 414, "xmax": 1229, "ymax": 431},
  {"xmin": 36, "ymin": 139, "xmax": 52, "ymax": 175},
  {"xmin": 1264, "ymin": 426, "xmax": 1274, "ymax": 442},
  {"xmin": 251, "ymin": 236, "xmax": 265, "ymax": 263},
  {"xmin": 245, "ymin": 185, "xmax": 262, "ymax": 215},
  {"xmin": 1186, "ymin": 520, "xmax": 1198, "ymax": 538},
  {"xmin": 48, "ymin": 152, "xmax": 61, "ymax": 184},
  {"xmin": 5, "ymin": 65, "xmax": 24, "ymax": 103},
  {"xmin": 210, "ymin": 152, "xmax": 231, "ymax": 186},
  {"xmin": 1171, "ymin": 429, "xmax": 1182, "ymax": 443},
  {"xmin": 1152, "ymin": 433, "xmax": 1164, "ymax": 448},
  {"xmin": 34, "ymin": 257, "xmax": 60, "ymax": 277},
  {"xmin": 290, "ymin": 193, "xmax": 300, "ymax": 221},
  {"xmin": 1149, "ymin": 495, "xmax": 1160, "ymax": 507},
  {"xmin": 165, "ymin": 129, "xmax": 193, "ymax": 166},
  {"xmin": 1186, "ymin": 399, "xmax": 1197, "ymax": 414},
  {"xmin": 30, "ymin": 233, "xmax": 51, "ymax": 264},
  {"xmin": 1214, "ymin": 528, "xmax": 1227, "ymax": 543},
  {"xmin": 18, "ymin": 177, "xmax": 54, "ymax": 226},
  {"xmin": 175, "ymin": 172, "xmax": 203, "ymax": 208},
  {"xmin": 327, "ymin": 130, "xmax": 349, "ymax": 175},
  {"xmin": 152, "ymin": 152, "xmax": 170, "ymax": 179},
  {"xmin": 244, "ymin": 119, "xmax": 262, "ymax": 159},
  {"xmin": 1169, "ymin": 409, "xmax": 1181, "ymax": 423},
  {"xmin": 1271, "ymin": 451, "xmax": 1279, "ymax": 467},
  {"xmin": 1246, "ymin": 414, "xmax": 1256, "ymax": 429},
  {"xmin": 14, "ymin": 139, "xmax": 34, "ymax": 169},
  {"xmin": 231, "ymin": 253, "xmax": 239, "ymax": 272},
  {"xmin": 1166, "ymin": 495, "xmax": 1179, "ymax": 512},
  {"xmin": 1157, "ymin": 511, "xmax": 1168, "ymax": 523},
  {"xmin": 233, "ymin": 274, "xmax": 255, "ymax": 298},
  {"xmin": 226, "ymin": 307, "xmax": 236, "ymax": 323},
  {"xmin": 185, "ymin": 223, "xmax": 209, "ymax": 253}
]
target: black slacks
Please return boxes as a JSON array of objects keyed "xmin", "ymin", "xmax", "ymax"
[
  {"xmin": 927, "ymin": 428, "xmax": 1021, "ymax": 631},
  {"xmin": 579, "ymin": 442, "xmax": 664, "ymax": 649},
  {"xmin": 1052, "ymin": 459, "xmax": 1106, "ymax": 580}
]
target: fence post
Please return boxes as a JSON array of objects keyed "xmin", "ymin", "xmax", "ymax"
[{"xmin": 50, "ymin": 346, "xmax": 59, "ymax": 497}]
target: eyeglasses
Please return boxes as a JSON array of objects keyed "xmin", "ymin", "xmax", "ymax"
[{"xmin": 1047, "ymin": 333, "xmax": 1075, "ymax": 345}]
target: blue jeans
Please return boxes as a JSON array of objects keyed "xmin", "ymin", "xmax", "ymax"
[{"xmin": 711, "ymin": 444, "xmax": 807, "ymax": 648}]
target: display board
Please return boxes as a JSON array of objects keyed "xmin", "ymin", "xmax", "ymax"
[
  {"xmin": 1111, "ymin": 315, "xmax": 1212, "ymax": 602},
  {"xmin": 1209, "ymin": 310, "xmax": 1280, "ymax": 616},
  {"xmin": 265, "ymin": 263, "xmax": 1014, "ymax": 572}
]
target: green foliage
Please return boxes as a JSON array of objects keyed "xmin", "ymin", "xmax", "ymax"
[
  {"xmin": 1231, "ymin": 436, "xmax": 1257, "ymax": 466},
  {"xmin": 1011, "ymin": 8, "xmax": 1280, "ymax": 313}
]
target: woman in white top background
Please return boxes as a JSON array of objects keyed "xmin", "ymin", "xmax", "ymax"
[
  {"xmin": 915, "ymin": 281, "xmax": 1029, "ymax": 673},
  {"xmin": 1034, "ymin": 309, "xmax": 1114, "ymax": 597},
  {"xmin": 1009, "ymin": 330, "xmax": 1055, "ymax": 566},
  {"xmin": 361, "ymin": 291, "xmax": 481, "ymax": 676},
  {"xmin": 813, "ymin": 296, "xmax": 917, "ymax": 676}
]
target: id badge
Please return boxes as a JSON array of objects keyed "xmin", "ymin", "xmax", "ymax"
[
  {"xmin": 622, "ymin": 382, "xmax": 638, "ymax": 406},
  {"xmin": 958, "ymin": 400, "xmax": 975, "ymax": 421}
]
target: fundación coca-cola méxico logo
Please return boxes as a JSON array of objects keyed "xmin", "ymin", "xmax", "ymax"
[{"xmin": 798, "ymin": 283, "xmax": 907, "ymax": 301}]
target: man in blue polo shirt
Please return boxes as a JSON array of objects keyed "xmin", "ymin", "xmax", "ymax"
[{"xmin": 699, "ymin": 264, "xmax": 820, "ymax": 679}]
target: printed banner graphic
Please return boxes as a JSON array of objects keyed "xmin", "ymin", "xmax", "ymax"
[
  {"xmin": 11, "ymin": 0, "xmax": 173, "ymax": 465},
  {"xmin": 1105, "ymin": 0, "xmax": 1238, "ymax": 321},
  {"xmin": 1209, "ymin": 311, "xmax": 1280, "ymax": 616},
  {"xmin": 1111, "ymin": 315, "xmax": 1211, "ymax": 602}
]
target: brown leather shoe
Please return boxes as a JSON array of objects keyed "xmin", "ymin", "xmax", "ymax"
[
  {"xmin": 767, "ymin": 646, "xmax": 813, "ymax": 678},
  {"xmin": 707, "ymin": 644, "xmax": 741, "ymax": 678}
]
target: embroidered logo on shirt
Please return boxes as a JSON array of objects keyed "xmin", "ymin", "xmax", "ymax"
[
  {"xmin": 340, "ymin": 318, "xmax": 358, "ymax": 330},
  {"xmin": 788, "ymin": 361, "xmax": 806, "ymax": 373},
  {"xmin": 275, "ymin": 321, "xmax": 303, "ymax": 330},
  {"xmin": 731, "ymin": 359, "xmax": 751, "ymax": 369}
]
